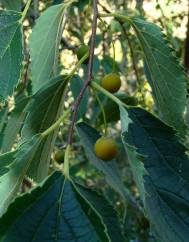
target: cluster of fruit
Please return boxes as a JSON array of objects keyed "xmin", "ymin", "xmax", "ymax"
[
  {"xmin": 54, "ymin": 44, "xmax": 124, "ymax": 164},
  {"xmin": 77, "ymin": 44, "xmax": 121, "ymax": 94},
  {"xmin": 54, "ymin": 136, "xmax": 118, "ymax": 163},
  {"xmin": 77, "ymin": 45, "xmax": 120, "ymax": 161}
]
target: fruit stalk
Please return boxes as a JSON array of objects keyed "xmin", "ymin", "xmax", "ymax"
[
  {"xmin": 20, "ymin": 0, "xmax": 33, "ymax": 23},
  {"xmin": 42, "ymin": 108, "xmax": 70, "ymax": 137},
  {"xmin": 93, "ymin": 89, "xmax": 108, "ymax": 135},
  {"xmin": 91, "ymin": 81, "xmax": 127, "ymax": 108}
]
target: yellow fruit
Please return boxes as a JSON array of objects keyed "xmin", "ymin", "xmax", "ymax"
[
  {"xmin": 101, "ymin": 73, "xmax": 121, "ymax": 93},
  {"xmin": 94, "ymin": 137, "xmax": 118, "ymax": 161},
  {"xmin": 76, "ymin": 44, "xmax": 89, "ymax": 64},
  {"xmin": 54, "ymin": 150, "xmax": 64, "ymax": 164}
]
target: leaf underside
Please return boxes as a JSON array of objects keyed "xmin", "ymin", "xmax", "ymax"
[
  {"xmin": 0, "ymin": 11, "xmax": 23, "ymax": 100},
  {"xmin": 122, "ymin": 107, "xmax": 189, "ymax": 242},
  {"xmin": 131, "ymin": 18, "xmax": 187, "ymax": 135},
  {"xmin": 22, "ymin": 76, "xmax": 67, "ymax": 181},
  {"xmin": 1, "ymin": 0, "xmax": 21, "ymax": 10},
  {"xmin": 29, "ymin": 4, "xmax": 67, "ymax": 93},
  {"xmin": 1, "ymin": 95, "xmax": 29, "ymax": 152},
  {"xmin": 0, "ymin": 134, "xmax": 42, "ymax": 217}
]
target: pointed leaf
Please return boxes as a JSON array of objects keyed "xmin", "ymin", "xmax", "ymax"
[
  {"xmin": 119, "ymin": 106, "xmax": 146, "ymax": 203},
  {"xmin": 131, "ymin": 18, "xmax": 187, "ymax": 135},
  {"xmin": 0, "ymin": 104, "xmax": 9, "ymax": 148},
  {"xmin": 1, "ymin": 0, "xmax": 21, "ymax": 11},
  {"xmin": 0, "ymin": 134, "xmax": 42, "ymax": 216},
  {"xmin": 1, "ymin": 95, "xmax": 29, "ymax": 152},
  {"xmin": 122, "ymin": 107, "xmax": 189, "ymax": 242},
  {"xmin": 29, "ymin": 2, "xmax": 74, "ymax": 92},
  {"xmin": 76, "ymin": 181, "xmax": 124, "ymax": 242},
  {"xmin": 95, "ymin": 93, "xmax": 137, "ymax": 125},
  {"xmin": 0, "ymin": 172, "xmax": 122, "ymax": 242},
  {"xmin": 22, "ymin": 76, "xmax": 67, "ymax": 181},
  {"xmin": 0, "ymin": 11, "xmax": 23, "ymax": 99}
]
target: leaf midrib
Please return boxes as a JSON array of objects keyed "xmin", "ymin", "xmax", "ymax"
[
  {"xmin": 30, "ymin": 5, "xmax": 65, "ymax": 84},
  {"xmin": 131, "ymin": 20, "xmax": 186, "ymax": 128}
]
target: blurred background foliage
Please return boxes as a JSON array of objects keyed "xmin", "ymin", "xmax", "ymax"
[{"xmin": 0, "ymin": 0, "xmax": 188, "ymax": 241}]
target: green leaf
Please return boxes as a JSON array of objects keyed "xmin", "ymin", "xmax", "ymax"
[
  {"xmin": 0, "ymin": 134, "xmax": 42, "ymax": 217},
  {"xmin": 122, "ymin": 107, "xmax": 189, "ymax": 242},
  {"xmin": 0, "ymin": 105, "xmax": 8, "ymax": 130},
  {"xmin": 1, "ymin": 95, "xmax": 29, "ymax": 152},
  {"xmin": 70, "ymin": 75, "xmax": 89, "ymax": 119},
  {"xmin": 1, "ymin": 0, "xmax": 21, "ymax": 11},
  {"xmin": 101, "ymin": 55, "xmax": 120, "ymax": 74},
  {"xmin": 76, "ymin": 122, "xmax": 127, "ymax": 199},
  {"xmin": 131, "ymin": 18, "xmax": 187, "ymax": 135},
  {"xmin": 29, "ymin": 2, "xmax": 74, "ymax": 92},
  {"xmin": 119, "ymin": 106, "xmax": 146, "ymax": 203},
  {"xmin": 125, "ymin": 146, "xmax": 146, "ymax": 205},
  {"xmin": 0, "ymin": 104, "xmax": 9, "ymax": 148},
  {"xmin": 22, "ymin": 76, "xmax": 67, "ymax": 181},
  {"xmin": 76, "ymin": 181, "xmax": 124, "ymax": 242},
  {"xmin": 73, "ymin": 0, "xmax": 90, "ymax": 11},
  {"xmin": 95, "ymin": 93, "xmax": 137, "ymax": 125},
  {"xmin": 0, "ymin": 11, "xmax": 23, "ymax": 100},
  {"xmin": 0, "ymin": 172, "xmax": 123, "ymax": 242}
]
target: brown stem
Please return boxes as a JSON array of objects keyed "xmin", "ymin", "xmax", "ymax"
[{"xmin": 67, "ymin": 0, "xmax": 98, "ymax": 145}]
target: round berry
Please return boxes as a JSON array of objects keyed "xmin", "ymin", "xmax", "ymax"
[
  {"xmin": 54, "ymin": 150, "xmax": 64, "ymax": 164},
  {"xmin": 101, "ymin": 73, "xmax": 121, "ymax": 93},
  {"xmin": 94, "ymin": 137, "xmax": 118, "ymax": 161},
  {"xmin": 76, "ymin": 44, "xmax": 89, "ymax": 64}
]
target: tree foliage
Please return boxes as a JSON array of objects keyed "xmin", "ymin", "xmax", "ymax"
[{"xmin": 0, "ymin": 0, "xmax": 188, "ymax": 241}]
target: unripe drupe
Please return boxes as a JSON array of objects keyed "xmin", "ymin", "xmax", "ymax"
[
  {"xmin": 54, "ymin": 150, "xmax": 64, "ymax": 164},
  {"xmin": 101, "ymin": 73, "xmax": 121, "ymax": 93},
  {"xmin": 94, "ymin": 137, "xmax": 118, "ymax": 161},
  {"xmin": 76, "ymin": 44, "xmax": 89, "ymax": 64}
]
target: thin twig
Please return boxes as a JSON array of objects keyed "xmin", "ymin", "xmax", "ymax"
[
  {"xmin": 67, "ymin": 0, "xmax": 98, "ymax": 145},
  {"xmin": 98, "ymin": 1, "xmax": 140, "ymax": 80},
  {"xmin": 99, "ymin": 17, "xmax": 116, "ymax": 72},
  {"xmin": 121, "ymin": 26, "xmax": 141, "ymax": 86},
  {"xmin": 121, "ymin": 26, "xmax": 145, "ymax": 102},
  {"xmin": 19, "ymin": 0, "xmax": 33, "ymax": 23},
  {"xmin": 93, "ymin": 88, "xmax": 108, "ymax": 135},
  {"xmin": 98, "ymin": 1, "xmax": 145, "ymax": 102}
]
